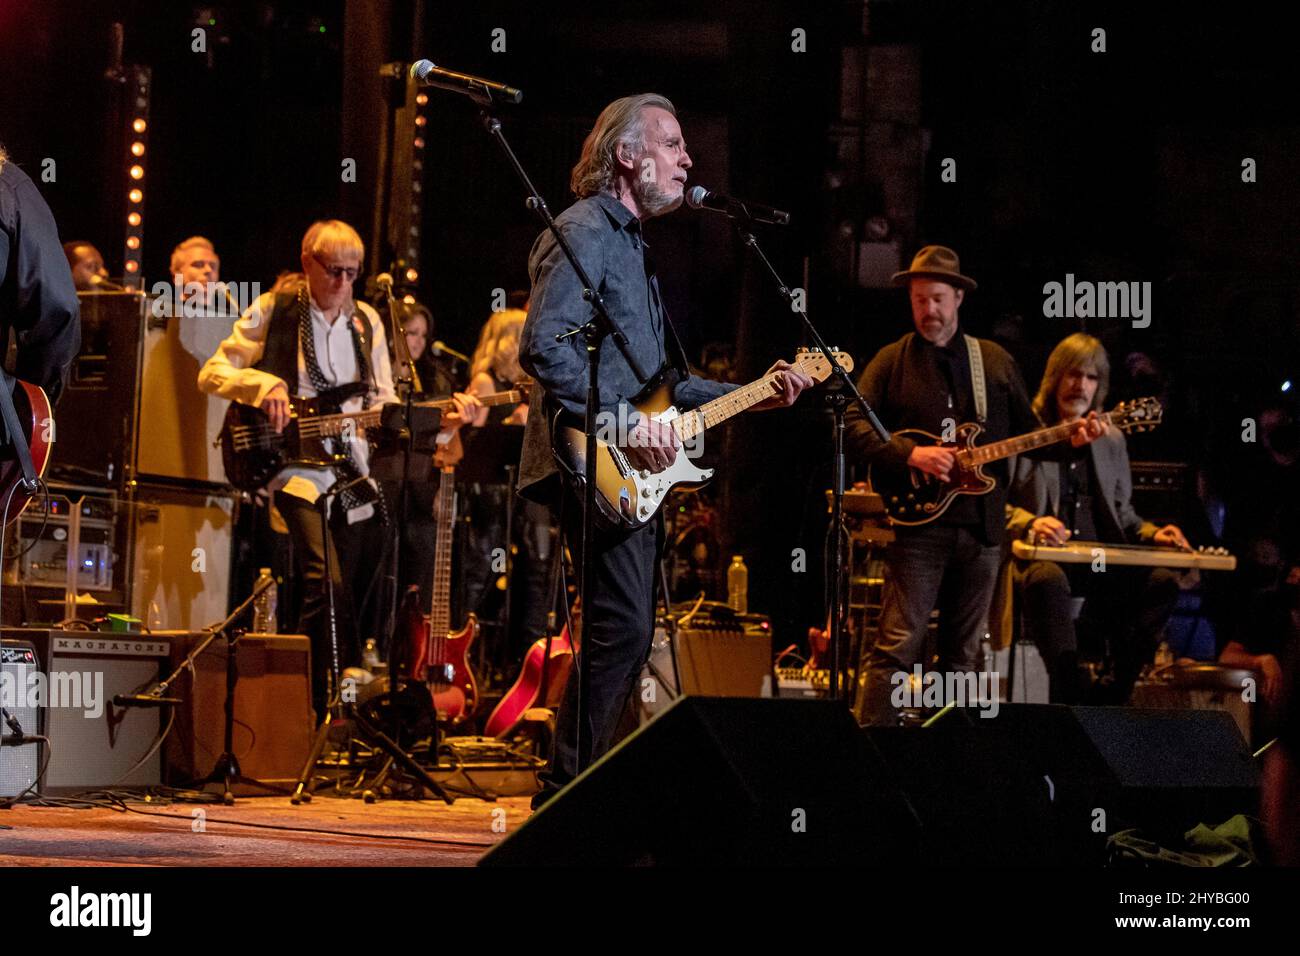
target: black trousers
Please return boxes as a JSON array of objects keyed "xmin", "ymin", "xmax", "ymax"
[
  {"xmin": 1015, "ymin": 560, "xmax": 1180, "ymax": 704},
  {"xmin": 275, "ymin": 490, "xmax": 389, "ymax": 718},
  {"xmin": 533, "ymin": 486, "xmax": 662, "ymax": 807}
]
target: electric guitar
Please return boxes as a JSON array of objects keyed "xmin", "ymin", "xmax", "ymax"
[
  {"xmin": 405, "ymin": 453, "xmax": 479, "ymax": 724},
  {"xmin": 870, "ymin": 397, "xmax": 1163, "ymax": 526},
  {"xmin": 218, "ymin": 385, "xmax": 524, "ymax": 492},
  {"xmin": 0, "ymin": 377, "xmax": 53, "ymax": 525},
  {"xmin": 552, "ymin": 349, "xmax": 851, "ymax": 530}
]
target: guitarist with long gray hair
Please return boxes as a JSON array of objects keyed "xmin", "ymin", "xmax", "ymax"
[
  {"xmin": 845, "ymin": 246, "xmax": 1106, "ymax": 725},
  {"xmin": 517, "ymin": 94, "xmax": 812, "ymax": 808}
]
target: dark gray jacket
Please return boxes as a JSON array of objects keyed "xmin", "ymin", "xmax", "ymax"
[
  {"xmin": 517, "ymin": 192, "xmax": 734, "ymax": 502},
  {"xmin": 1005, "ymin": 427, "xmax": 1158, "ymax": 544}
]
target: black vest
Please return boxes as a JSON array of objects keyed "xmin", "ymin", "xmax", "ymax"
[{"xmin": 252, "ymin": 291, "xmax": 375, "ymax": 394}]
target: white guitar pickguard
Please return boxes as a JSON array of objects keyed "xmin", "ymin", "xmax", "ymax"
[{"xmin": 625, "ymin": 405, "xmax": 713, "ymax": 524}]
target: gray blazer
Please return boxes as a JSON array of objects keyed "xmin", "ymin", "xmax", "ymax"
[{"xmin": 1005, "ymin": 427, "xmax": 1158, "ymax": 544}]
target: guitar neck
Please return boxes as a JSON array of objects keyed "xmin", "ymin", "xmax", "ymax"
[
  {"xmin": 429, "ymin": 467, "xmax": 456, "ymax": 638},
  {"xmin": 674, "ymin": 374, "xmax": 783, "ymax": 442},
  {"xmin": 969, "ymin": 412, "xmax": 1111, "ymax": 465},
  {"xmin": 302, "ymin": 388, "xmax": 524, "ymax": 439}
]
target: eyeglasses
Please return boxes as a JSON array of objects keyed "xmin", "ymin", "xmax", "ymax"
[{"xmin": 312, "ymin": 255, "xmax": 360, "ymax": 282}]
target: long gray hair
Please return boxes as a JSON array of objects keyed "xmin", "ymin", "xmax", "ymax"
[
  {"xmin": 1032, "ymin": 333, "xmax": 1111, "ymax": 424},
  {"xmin": 570, "ymin": 93, "xmax": 676, "ymax": 198}
]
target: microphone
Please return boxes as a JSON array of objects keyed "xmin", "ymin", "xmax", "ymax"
[
  {"xmin": 431, "ymin": 340, "xmax": 469, "ymax": 364},
  {"xmin": 1, "ymin": 734, "xmax": 45, "ymax": 747},
  {"xmin": 409, "ymin": 59, "xmax": 522, "ymax": 105},
  {"xmin": 686, "ymin": 186, "xmax": 790, "ymax": 226},
  {"xmin": 375, "ymin": 272, "xmax": 394, "ymax": 290}
]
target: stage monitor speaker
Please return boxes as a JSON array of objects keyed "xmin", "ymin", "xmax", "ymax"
[
  {"xmin": 129, "ymin": 484, "xmax": 235, "ymax": 631},
  {"xmin": 52, "ymin": 291, "xmax": 146, "ymax": 488},
  {"xmin": 2, "ymin": 628, "xmax": 169, "ymax": 793},
  {"xmin": 1067, "ymin": 705, "xmax": 1258, "ymax": 840},
  {"xmin": 481, "ymin": 697, "xmax": 919, "ymax": 866},
  {"xmin": 163, "ymin": 632, "xmax": 313, "ymax": 792},
  {"xmin": 1, "ymin": 639, "xmax": 41, "ymax": 798},
  {"xmin": 931, "ymin": 704, "xmax": 1259, "ymax": 850}
]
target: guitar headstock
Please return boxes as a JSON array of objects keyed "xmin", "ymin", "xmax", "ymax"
[
  {"xmin": 1111, "ymin": 396, "xmax": 1164, "ymax": 433},
  {"xmin": 794, "ymin": 347, "xmax": 855, "ymax": 384}
]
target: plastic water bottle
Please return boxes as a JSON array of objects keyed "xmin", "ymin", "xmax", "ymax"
[
  {"xmin": 728, "ymin": 555, "xmax": 749, "ymax": 613},
  {"xmin": 253, "ymin": 568, "xmax": 278, "ymax": 634}
]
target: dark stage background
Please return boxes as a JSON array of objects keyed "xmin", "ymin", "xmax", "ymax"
[{"xmin": 2, "ymin": 0, "xmax": 1297, "ymax": 645}]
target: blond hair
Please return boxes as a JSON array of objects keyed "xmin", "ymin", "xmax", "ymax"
[
  {"xmin": 470, "ymin": 309, "xmax": 527, "ymax": 382},
  {"xmin": 301, "ymin": 219, "xmax": 364, "ymax": 261},
  {"xmin": 570, "ymin": 94, "xmax": 676, "ymax": 198},
  {"xmin": 169, "ymin": 235, "xmax": 216, "ymax": 274},
  {"xmin": 1033, "ymin": 333, "xmax": 1111, "ymax": 424}
]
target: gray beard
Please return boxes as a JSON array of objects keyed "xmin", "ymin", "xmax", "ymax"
[{"xmin": 633, "ymin": 178, "xmax": 682, "ymax": 218}]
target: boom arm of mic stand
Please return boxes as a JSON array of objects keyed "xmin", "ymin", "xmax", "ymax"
[
  {"xmin": 130, "ymin": 576, "xmax": 277, "ymax": 706},
  {"xmin": 731, "ymin": 220, "xmax": 890, "ymax": 443}
]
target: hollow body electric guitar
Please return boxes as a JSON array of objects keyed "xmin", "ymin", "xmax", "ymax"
[
  {"xmin": 0, "ymin": 378, "xmax": 54, "ymax": 526},
  {"xmin": 871, "ymin": 397, "xmax": 1163, "ymax": 526},
  {"xmin": 553, "ymin": 349, "xmax": 852, "ymax": 531},
  {"xmin": 219, "ymin": 384, "xmax": 524, "ymax": 492}
]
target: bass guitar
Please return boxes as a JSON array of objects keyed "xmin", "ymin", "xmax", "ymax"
[
  {"xmin": 218, "ymin": 384, "xmax": 524, "ymax": 492},
  {"xmin": 870, "ymin": 397, "xmax": 1163, "ymax": 526},
  {"xmin": 552, "ymin": 349, "xmax": 850, "ymax": 530},
  {"xmin": 404, "ymin": 451, "xmax": 479, "ymax": 724}
]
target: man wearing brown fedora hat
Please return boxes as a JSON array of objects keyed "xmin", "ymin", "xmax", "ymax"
[{"xmin": 846, "ymin": 245, "xmax": 1107, "ymax": 725}]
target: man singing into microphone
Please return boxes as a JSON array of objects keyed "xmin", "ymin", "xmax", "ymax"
[{"xmin": 517, "ymin": 94, "xmax": 812, "ymax": 808}]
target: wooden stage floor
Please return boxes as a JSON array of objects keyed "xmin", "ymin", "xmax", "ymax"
[{"xmin": 0, "ymin": 794, "xmax": 535, "ymax": 867}]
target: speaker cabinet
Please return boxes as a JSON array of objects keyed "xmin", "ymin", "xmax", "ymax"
[
  {"xmin": 2, "ymin": 628, "xmax": 170, "ymax": 793},
  {"xmin": 129, "ymin": 483, "xmax": 235, "ymax": 631},
  {"xmin": 0, "ymin": 639, "xmax": 41, "ymax": 798},
  {"xmin": 482, "ymin": 697, "xmax": 918, "ymax": 866},
  {"xmin": 163, "ymin": 631, "xmax": 313, "ymax": 792},
  {"xmin": 136, "ymin": 309, "xmax": 234, "ymax": 484}
]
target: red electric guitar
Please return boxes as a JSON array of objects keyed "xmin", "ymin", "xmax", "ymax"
[
  {"xmin": 0, "ymin": 378, "xmax": 53, "ymax": 525},
  {"xmin": 405, "ymin": 454, "xmax": 479, "ymax": 724},
  {"xmin": 484, "ymin": 598, "xmax": 580, "ymax": 739}
]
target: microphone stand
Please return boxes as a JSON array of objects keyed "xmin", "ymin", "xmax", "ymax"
[
  {"xmin": 476, "ymin": 98, "xmax": 649, "ymax": 775},
  {"xmin": 116, "ymin": 575, "xmax": 280, "ymax": 805},
  {"xmin": 290, "ymin": 475, "xmax": 453, "ymax": 805},
  {"xmin": 726, "ymin": 211, "xmax": 890, "ymax": 705}
]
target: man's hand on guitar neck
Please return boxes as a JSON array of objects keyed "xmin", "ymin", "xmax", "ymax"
[
  {"xmin": 1067, "ymin": 410, "xmax": 1109, "ymax": 447},
  {"xmin": 261, "ymin": 382, "xmax": 291, "ymax": 433},
  {"xmin": 624, "ymin": 411, "xmax": 680, "ymax": 473},
  {"xmin": 751, "ymin": 359, "xmax": 815, "ymax": 411}
]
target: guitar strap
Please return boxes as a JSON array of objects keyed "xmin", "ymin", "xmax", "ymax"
[
  {"xmin": 964, "ymin": 334, "xmax": 987, "ymax": 423},
  {"xmin": 0, "ymin": 370, "xmax": 38, "ymax": 492}
]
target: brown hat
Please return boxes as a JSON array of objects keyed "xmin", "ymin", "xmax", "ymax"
[{"xmin": 891, "ymin": 245, "xmax": 977, "ymax": 291}]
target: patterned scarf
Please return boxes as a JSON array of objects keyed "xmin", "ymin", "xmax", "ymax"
[{"xmin": 297, "ymin": 288, "xmax": 384, "ymax": 520}]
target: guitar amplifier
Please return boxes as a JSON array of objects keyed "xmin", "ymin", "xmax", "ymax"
[
  {"xmin": 1, "ymin": 628, "xmax": 170, "ymax": 793},
  {"xmin": 0, "ymin": 639, "xmax": 41, "ymax": 798},
  {"xmin": 163, "ymin": 632, "xmax": 314, "ymax": 791},
  {"xmin": 640, "ymin": 604, "xmax": 774, "ymax": 722}
]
